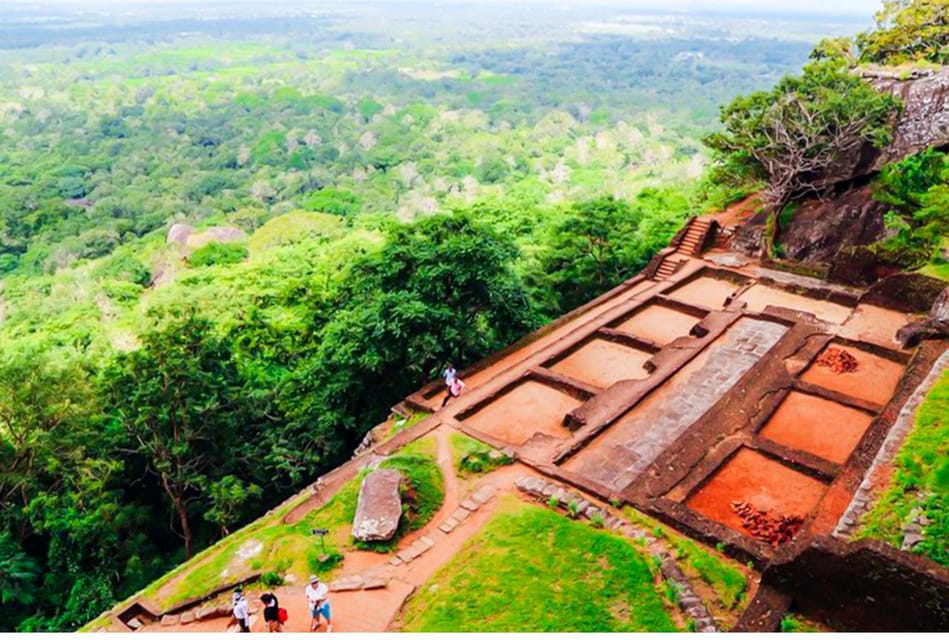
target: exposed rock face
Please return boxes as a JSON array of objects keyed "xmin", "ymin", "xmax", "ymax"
[
  {"xmin": 822, "ymin": 67, "xmax": 949, "ymax": 187},
  {"xmin": 733, "ymin": 68, "xmax": 949, "ymax": 266},
  {"xmin": 351, "ymin": 468, "xmax": 402, "ymax": 542},
  {"xmin": 897, "ymin": 287, "xmax": 949, "ymax": 348},
  {"xmin": 778, "ymin": 185, "xmax": 890, "ymax": 264},
  {"xmin": 186, "ymin": 226, "xmax": 248, "ymax": 248},
  {"xmin": 166, "ymin": 223, "xmax": 194, "ymax": 245}
]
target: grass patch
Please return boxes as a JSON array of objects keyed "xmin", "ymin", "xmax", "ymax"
[
  {"xmin": 400, "ymin": 496, "xmax": 678, "ymax": 632},
  {"xmin": 389, "ymin": 410, "xmax": 430, "ymax": 437},
  {"xmin": 623, "ymin": 507, "xmax": 748, "ymax": 616},
  {"xmin": 780, "ymin": 613, "xmax": 827, "ymax": 632},
  {"xmin": 449, "ymin": 431, "xmax": 512, "ymax": 476},
  {"xmin": 857, "ymin": 369, "xmax": 949, "ymax": 566},
  {"xmin": 144, "ymin": 435, "xmax": 444, "ymax": 607}
]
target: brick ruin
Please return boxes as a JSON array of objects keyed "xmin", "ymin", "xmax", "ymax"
[
  {"xmin": 400, "ymin": 215, "xmax": 949, "ymax": 631},
  {"xmin": 104, "ymin": 214, "xmax": 949, "ymax": 632}
]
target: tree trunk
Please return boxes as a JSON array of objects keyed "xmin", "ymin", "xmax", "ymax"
[
  {"xmin": 161, "ymin": 471, "xmax": 194, "ymax": 559},
  {"xmin": 176, "ymin": 496, "xmax": 194, "ymax": 559}
]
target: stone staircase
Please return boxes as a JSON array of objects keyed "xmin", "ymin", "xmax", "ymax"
[
  {"xmin": 678, "ymin": 218, "xmax": 713, "ymax": 256},
  {"xmin": 653, "ymin": 218, "xmax": 714, "ymax": 281},
  {"xmin": 655, "ymin": 255, "xmax": 688, "ymax": 279}
]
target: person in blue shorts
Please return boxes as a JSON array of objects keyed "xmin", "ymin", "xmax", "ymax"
[{"xmin": 305, "ymin": 575, "xmax": 332, "ymax": 632}]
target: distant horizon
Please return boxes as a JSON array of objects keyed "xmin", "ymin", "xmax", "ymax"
[{"xmin": 6, "ymin": 0, "xmax": 884, "ymax": 18}]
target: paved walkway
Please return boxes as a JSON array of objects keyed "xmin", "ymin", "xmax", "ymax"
[
  {"xmin": 147, "ymin": 425, "xmax": 527, "ymax": 633},
  {"xmin": 566, "ymin": 318, "xmax": 787, "ymax": 492}
]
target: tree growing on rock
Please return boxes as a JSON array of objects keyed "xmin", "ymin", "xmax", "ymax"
[
  {"xmin": 704, "ymin": 59, "xmax": 900, "ymax": 254},
  {"xmin": 857, "ymin": 0, "xmax": 949, "ymax": 66}
]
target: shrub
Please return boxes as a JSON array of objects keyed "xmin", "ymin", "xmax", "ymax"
[
  {"xmin": 186, "ymin": 242, "xmax": 248, "ymax": 267},
  {"xmin": 307, "ymin": 549, "xmax": 343, "ymax": 574},
  {"xmin": 261, "ymin": 571, "xmax": 285, "ymax": 588}
]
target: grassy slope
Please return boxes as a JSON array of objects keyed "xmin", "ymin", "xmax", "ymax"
[
  {"xmin": 857, "ymin": 369, "xmax": 949, "ymax": 566},
  {"xmin": 400, "ymin": 496, "xmax": 679, "ymax": 632},
  {"xmin": 622, "ymin": 506, "xmax": 749, "ymax": 625},
  {"xmin": 128, "ymin": 435, "xmax": 442, "ymax": 610}
]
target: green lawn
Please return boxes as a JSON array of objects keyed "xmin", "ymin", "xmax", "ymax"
[
  {"xmin": 449, "ymin": 431, "xmax": 511, "ymax": 476},
  {"xmin": 622, "ymin": 506, "xmax": 749, "ymax": 625},
  {"xmin": 400, "ymin": 496, "xmax": 679, "ymax": 632},
  {"xmin": 857, "ymin": 369, "xmax": 949, "ymax": 566}
]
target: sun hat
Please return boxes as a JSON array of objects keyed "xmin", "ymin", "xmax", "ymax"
[{"xmin": 309, "ymin": 575, "xmax": 319, "ymax": 583}]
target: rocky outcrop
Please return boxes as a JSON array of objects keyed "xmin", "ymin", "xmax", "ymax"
[
  {"xmin": 821, "ymin": 67, "xmax": 949, "ymax": 187},
  {"xmin": 777, "ymin": 185, "xmax": 890, "ymax": 264},
  {"xmin": 733, "ymin": 68, "xmax": 949, "ymax": 266},
  {"xmin": 167, "ymin": 223, "xmax": 194, "ymax": 246},
  {"xmin": 186, "ymin": 226, "xmax": 248, "ymax": 248},
  {"xmin": 351, "ymin": 468, "xmax": 402, "ymax": 542},
  {"xmin": 897, "ymin": 287, "xmax": 949, "ymax": 348}
]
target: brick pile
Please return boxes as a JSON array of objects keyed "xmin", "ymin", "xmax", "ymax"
[
  {"xmin": 731, "ymin": 501, "xmax": 804, "ymax": 547},
  {"xmin": 815, "ymin": 348, "xmax": 858, "ymax": 374}
]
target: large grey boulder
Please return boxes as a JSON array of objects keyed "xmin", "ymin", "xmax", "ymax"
[
  {"xmin": 897, "ymin": 287, "xmax": 949, "ymax": 348},
  {"xmin": 186, "ymin": 225, "xmax": 247, "ymax": 248},
  {"xmin": 166, "ymin": 223, "xmax": 194, "ymax": 246},
  {"xmin": 351, "ymin": 468, "xmax": 402, "ymax": 542}
]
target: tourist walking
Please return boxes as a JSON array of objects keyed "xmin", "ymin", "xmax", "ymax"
[
  {"xmin": 232, "ymin": 587, "xmax": 250, "ymax": 633},
  {"xmin": 261, "ymin": 593, "xmax": 282, "ymax": 632},
  {"xmin": 441, "ymin": 375, "xmax": 465, "ymax": 408},
  {"xmin": 306, "ymin": 575, "xmax": 332, "ymax": 632},
  {"xmin": 443, "ymin": 364, "xmax": 456, "ymax": 387}
]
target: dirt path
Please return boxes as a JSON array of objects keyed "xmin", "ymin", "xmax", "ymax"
[{"xmin": 147, "ymin": 427, "xmax": 529, "ymax": 633}]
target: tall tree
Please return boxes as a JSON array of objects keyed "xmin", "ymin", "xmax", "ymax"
[{"xmin": 103, "ymin": 310, "xmax": 255, "ymax": 558}]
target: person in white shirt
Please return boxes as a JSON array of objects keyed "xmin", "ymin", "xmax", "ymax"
[
  {"xmin": 305, "ymin": 575, "xmax": 332, "ymax": 632},
  {"xmin": 232, "ymin": 587, "xmax": 250, "ymax": 633}
]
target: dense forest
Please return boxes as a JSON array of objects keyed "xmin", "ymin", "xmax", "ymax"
[{"xmin": 2, "ymin": 0, "xmax": 946, "ymax": 631}]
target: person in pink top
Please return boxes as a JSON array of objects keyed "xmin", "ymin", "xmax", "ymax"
[{"xmin": 440, "ymin": 376, "xmax": 465, "ymax": 408}]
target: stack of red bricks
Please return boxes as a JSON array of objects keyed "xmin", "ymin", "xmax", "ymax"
[
  {"xmin": 731, "ymin": 500, "xmax": 804, "ymax": 547},
  {"xmin": 815, "ymin": 347, "xmax": 859, "ymax": 374}
]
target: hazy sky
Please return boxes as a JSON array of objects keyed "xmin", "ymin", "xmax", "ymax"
[{"xmin": 25, "ymin": 0, "xmax": 885, "ymax": 15}]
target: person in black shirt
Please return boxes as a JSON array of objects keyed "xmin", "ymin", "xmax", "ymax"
[{"xmin": 261, "ymin": 593, "xmax": 282, "ymax": 632}]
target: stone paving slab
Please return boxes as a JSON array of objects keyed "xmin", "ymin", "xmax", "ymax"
[
  {"xmin": 363, "ymin": 577, "xmax": 388, "ymax": 590},
  {"xmin": 460, "ymin": 498, "xmax": 479, "ymax": 511},
  {"xmin": 330, "ymin": 575, "xmax": 365, "ymax": 592},
  {"xmin": 451, "ymin": 507, "xmax": 472, "ymax": 521},
  {"xmin": 438, "ymin": 517, "xmax": 459, "ymax": 534},
  {"xmin": 565, "ymin": 318, "xmax": 787, "ymax": 492},
  {"xmin": 160, "ymin": 615, "xmax": 180, "ymax": 627}
]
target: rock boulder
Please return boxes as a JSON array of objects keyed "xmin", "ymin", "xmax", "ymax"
[
  {"xmin": 897, "ymin": 287, "xmax": 949, "ymax": 348},
  {"xmin": 167, "ymin": 223, "xmax": 194, "ymax": 246},
  {"xmin": 351, "ymin": 468, "xmax": 402, "ymax": 542}
]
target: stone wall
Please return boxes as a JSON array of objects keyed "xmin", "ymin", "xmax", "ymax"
[{"xmin": 737, "ymin": 536, "xmax": 949, "ymax": 632}]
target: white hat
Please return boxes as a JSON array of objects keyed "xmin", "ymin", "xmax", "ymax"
[{"xmin": 309, "ymin": 575, "xmax": 319, "ymax": 583}]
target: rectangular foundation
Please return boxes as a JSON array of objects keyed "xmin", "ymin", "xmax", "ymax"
[
  {"xmin": 735, "ymin": 285, "xmax": 852, "ymax": 325},
  {"xmin": 461, "ymin": 380, "xmax": 583, "ymax": 446},
  {"xmin": 548, "ymin": 338, "xmax": 653, "ymax": 389},
  {"xmin": 685, "ymin": 448, "xmax": 827, "ymax": 539},
  {"xmin": 799, "ymin": 342, "xmax": 905, "ymax": 407},
  {"xmin": 611, "ymin": 302, "xmax": 705, "ymax": 346},
  {"xmin": 758, "ymin": 391, "xmax": 874, "ymax": 465}
]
